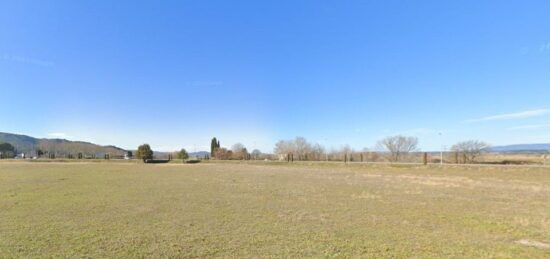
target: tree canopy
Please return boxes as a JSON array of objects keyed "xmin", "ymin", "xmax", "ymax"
[
  {"xmin": 178, "ymin": 148, "xmax": 189, "ymax": 160},
  {"xmin": 136, "ymin": 144, "xmax": 153, "ymax": 161},
  {"xmin": 378, "ymin": 135, "xmax": 418, "ymax": 162},
  {"xmin": 0, "ymin": 142, "xmax": 15, "ymax": 152},
  {"xmin": 0, "ymin": 142, "xmax": 16, "ymax": 158},
  {"xmin": 451, "ymin": 140, "xmax": 489, "ymax": 163},
  {"xmin": 211, "ymin": 137, "xmax": 220, "ymax": 156}
]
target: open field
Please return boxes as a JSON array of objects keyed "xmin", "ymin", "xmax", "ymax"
[{"xmin": 1, "ymin": 161, "xmax": 550, "ymax": 258}]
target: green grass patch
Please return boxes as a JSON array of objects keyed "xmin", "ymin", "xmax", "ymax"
[{"xmin": 1, "ymin": 161, "xmax": 549, "ymax": 257}]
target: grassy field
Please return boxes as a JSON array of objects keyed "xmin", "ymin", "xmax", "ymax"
[{"xmin": 1, "ymin": 161, "xmax": 549, "ymax": 258}]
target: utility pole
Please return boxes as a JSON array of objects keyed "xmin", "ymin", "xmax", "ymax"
[{"xmin": 438, "ymin": 132, "xmax": 443, "ymax": 165}]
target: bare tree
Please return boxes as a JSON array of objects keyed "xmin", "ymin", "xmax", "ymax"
[
  {"xmin": 231, "ymin": 143, "xmax": 248, "ymax": 160},
  {"xmin": 251, "ymin": 149, "xmax": 262, "ymax": 159},
  {"xmin": 273, "ymin": 137, "xmax": 323, "ymax": 161},
  {"xmin": 294, "ymin": 137, "xmax": 311, "ymax": 160},
  {"xmin": 231, "ymin": 143, "xmax": 246, "ymax": 153},
  {"xmin": 274, "ymin": 140, "xmax": 294, "ymax": 158},
  {"xmin": 378, "ymin": 135, "xmax": 418, "ymax": 162},
  {"xmin": 329, "ymin": 145, "xmax": 352, "ymax": 161},
  {"xmin": 451, "ymin": 140, "xmax": 489, "ymax": 164},
  {"xmin": 310, "ymin": 143, "xmax": 325, "ymax": 161}
]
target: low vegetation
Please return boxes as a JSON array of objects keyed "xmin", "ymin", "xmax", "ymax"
[{"xmin": 1, "ymin": 161, "xmax": 549, "ymax": 257}]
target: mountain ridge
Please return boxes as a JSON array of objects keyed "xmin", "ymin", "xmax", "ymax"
[
  {"xmin": 489, "ymin": 143, "xmax": 550, "ymax": 153},
  {"xmin": 0, "ymin": 132, "xmax": 126, "ymax": 156},
  {"xmin": 3, "ymin": 131, "xmax": 549, "ymax": 156}
]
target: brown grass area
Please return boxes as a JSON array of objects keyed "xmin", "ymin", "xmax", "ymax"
[{"xmin": 1, "ymin": 161, "xmax": 549, "ymax": 257}]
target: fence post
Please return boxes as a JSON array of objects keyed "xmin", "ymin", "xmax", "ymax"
[{"xmin": 423, "ymin": 152, "xmax": 428, "ymax": 165}]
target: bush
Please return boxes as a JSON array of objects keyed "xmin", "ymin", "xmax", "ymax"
[
  {"xmin": 185, "ymin": 159, "xmax": 201, "ymax": 164},
  {"xmin": 144, "ymin": 159, "xmax": 170, "ymax": 164}
]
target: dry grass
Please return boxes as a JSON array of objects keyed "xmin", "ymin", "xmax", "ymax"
[
  {"xmin": 478, "ymin": 153, "xmax": 550, "ymax": 165},
  {"xmin": 1, "ymin": 161, "xmax": 549, "ymax": 258}
]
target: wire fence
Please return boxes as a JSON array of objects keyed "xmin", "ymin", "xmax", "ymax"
[{"xmin": 2, "ymin": 150, "xmax": 550, "ymax": 167}]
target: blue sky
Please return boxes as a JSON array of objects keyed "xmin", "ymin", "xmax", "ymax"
[{"xmin": 1, "ymin": 0, "xmax": 550, "ymax": 152}]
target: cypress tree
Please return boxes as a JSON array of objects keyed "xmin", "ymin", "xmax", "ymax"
[
  {"xmin": 211, "ymin": 137, "xmax": 220, "ymax": 156},
  {"xmin": 211, "ymin": 137, "xmax": 216, "ymax": 156}
]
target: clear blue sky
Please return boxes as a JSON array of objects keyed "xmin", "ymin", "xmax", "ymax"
[{"xmin": 2, "ymin": 0, "xmax": 550, "ymax": 152}]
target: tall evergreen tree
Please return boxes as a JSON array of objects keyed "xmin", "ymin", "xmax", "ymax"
[{"xmin": 211, "ymin": 137, "xmax": 218, "ymax": 156}]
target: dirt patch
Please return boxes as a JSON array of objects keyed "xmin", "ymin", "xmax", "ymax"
[{"xmin": 515, "ymin": 239, "xmax": 550, "ymax": 249}]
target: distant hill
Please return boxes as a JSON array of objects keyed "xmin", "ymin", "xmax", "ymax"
[
  {"xmin": 0, "ymin": 132, "xmax": 126, "ymax": 156},
  {"xmin": 489, "ymin": 144, "xmax": 550, "ymax": 153},
  {"xmin": 189, "ymin": 151, "xmax": 210, "ymax": 158}
]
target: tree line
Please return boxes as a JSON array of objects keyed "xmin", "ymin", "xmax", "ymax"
[
  {"xmin": 206, "ymin": 136, "xmax": 489, "ymax": 164},
  {"xmin": 1, "ymin": 135, "xmax": 491, "ymax": 164},
  {"xmin": 271, "ymin": 136, "xmax": 489, "ymax": 164}
]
